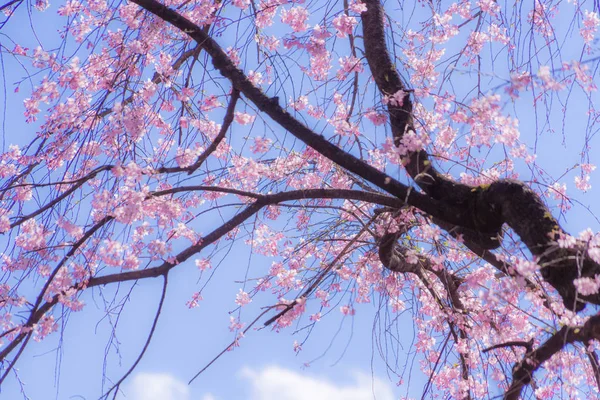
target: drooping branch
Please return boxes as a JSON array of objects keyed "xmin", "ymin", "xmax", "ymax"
[
  {"xmin": 127, "ymin": 0, "xmax": 478, "ymax": 230},
  {"xmin": 9, "ymin": 165, "xmax": 113, "ymax": 228},
  {"xmin": 504, "ymin": 313, "xmax": 600, "ymax": 400},
  {"xmin": 361, "ymin": 0, "xmax": 477, "ymax": 209},
  {"xmin": 156, "ymin": 88, "xmax": 240, "ymax": 174},
  {"xmin": 87, "ymin": 188, "xmax": 407, "ymax": 288},
  {"xmin": 0, "ymin": 187, "xmax": 406, "ymax": 366},
  {"xmin": 264, "ymin": 214, "xmax": 378, "ymax": 327},
  {"xmin": 101, "ymin": 273, "xmax": 169, "ymax": 400},
  {"xmin": 378, "ymin": 229, "xmax": 471, "ymax": 396},
  {"xmin": 360, "ymin": 0, "xmax": 600, "ymax": 310},
  {"xmin": 128, "ymin": 0, "xmax": 600, "ymax": 311}
]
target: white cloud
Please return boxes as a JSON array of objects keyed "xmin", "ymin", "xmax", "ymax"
[
  {"xmin": 122, "ymin": 372, "xmax": 190, "ymax": 400},
  {"xmin": 241, "ymin": 365, "xmax": 395, "ymax": 400}
]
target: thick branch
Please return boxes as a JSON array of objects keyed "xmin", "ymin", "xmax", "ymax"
[
  {"xmin": 361, "ymin": 0, "xmax": 477, "ymax": 210},
  {"xmin": 504, "ymin": 314, "xmax": 600, "ymax": 400},
  {"xmin": 0, "ymin": 187, "xmax": 408, "ymax": 364},
  {"xmin": 128, "ymin": 0, "xmax": 476, "ymax": 230},
  {"xmin": 361, "ymin": 0, "xmax": 600, "ymax": 310}
]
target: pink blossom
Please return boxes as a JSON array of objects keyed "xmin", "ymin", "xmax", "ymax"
[
  {"xmin": 264, "ymin": 205, "xmax": 280, "ymax": 220},
  {"xmin": 365, "ymin": 109, "xmax": 387, "ymax": 125},
  {"xmin": 579, "ymin": 228, "xmax": 595, "ymax": 242},
  {"xmin": 187, "ymin": 292, "xmax": 203, "ymax": 308},
  {"xmin": 528, "ymin": 1, "xmax": 556, "ymax": 39},
  {"xmin": 464, "ymin": 31, "xmax": 489, "ymax": 63},
  {"xmin": 557, "ymin": 233, "xmax": 576, "ymax": 248},
  {"xmin": 195, "ymin": 258, "xmax": 211, "ymax": 271},
  {"xmin": 383, "ymin": 90, "xmax": 407, "ymax": 107},
  {"xmin": 99, "ymin": 240, "xmax": 125, "ymax": 267},
  {"xmin": 281, "ymin": 6, "xmax": 309, "ymax": 32},
  {"xmin": 534, "ymin": 386, "xmax": 555, "ymax": 399},
  {"xmin": 250, "ymin": 136, "xmax": 272, "ymax": 153},
  {"xmin": 226, "ymin": 47, "xmax": 241, "ymax": 66},
  {"xmin": 14, "ymin": 185, "xmax": 32, "ymax": 201},
  {"xmin": 332, "ymin": 14, "xmax": 357, "ymax": 37},
  {"xmin": 147, "ymin": 239, "xmax": 169, "ymax": 260},
  {"xmin": 256, "ymin": 35, "xmax": 279, "ymax": 52},
  {"xmin": 478, "ymin": 0, "xmax": 500, "ymax": 16},
  {"xmin": 229, "ymin": 316, "xmax": 245, "ymax": 331},
  {"xmin": 506, "ymin": 71, "xmax": 532, "ymax": 98},
  {"xmin": 200, "ymin": 95, "xmax": 222, "ymax": 111},
  {"xmin": 566, "ymin": 61, "xmax": 597, "ymax": 92},
  {"xmin": 235, "ymin": 112, "xmax": 255, "ymax": 125},
  {"xmin": 573, "ymin": 276, "xmax": 600, "ymax": 296},
  {"xmin": 389, "ymin": 297, "xmax": 405, "ymax": 313},
  {"xmin": 575, "ymin": 174, "xmax": 591, "ymax": 192},
  {"xmin": 514, "ymin": 258, "xmax": 539, "ymax": 277},
  {"xmin": 122, "ymin": 252, "xmax": 140, "ymax": 270},
  {"xmin": 309, "ymin": 313, "xmax": 321, "ymax": 322},
  {"xmin": 256, "ymin": 0, "xmax": 279, "ymax": 28},
  {"xmin": 337, "ymin": 56, "xmax": 363, "ymax": 80},
  {"xmin": 290, "ymin": 95, "xmax": 308, "ymax": 111},
  {"xmin": 232, "ymin": 0, "xmax": 250, "ymax": 10},
  {"xmin": 33, "ymin": 315, "xmax": 57, "ymax": 342},
  {"xmin": 581, "ymin": 10, "xmax": 600, "ymax": 44},
  {"xmin": 23, "ymin": 97, "xmax": 40, "ymax": 122},
  {"xmin": 15, "ymin": 219, "xmax": 50, "ymax": 251},
  {"xmin": 349, "ymin": 0, "xmax": 367, "ymax": 14},
  {"xmin": 0, "ymin": 210, "xmax": 10, "ymax": 233},
  {"xmin": 274, "ymin": 297, "xmax": 306, "ymax": 329},
  {"xmin": 308, "ymin": 52, "xmax": 331, "ymax": 81},
  {"xmin": 12, "ymin": 44, "xmax": 28, "ymax": 56},
  {"xmin": 248, "ymin": 70, "xmax": 264, "ymax": 86},
  {"xmin": 57, "ymin": 217, "xmax": 83, "ymax": 239},
  {"xmin": 340, "ymin": 305, "xmax": 355, "ymax": 316},
  {"xmin": 235, "ymin": 289, "xmax": 252, "ymax": 306},
  {"xmin": 175, "ymin": 147, "xmax": 198, "ymax": 168},
  {"xmin": 34, "ymin": 0, "xmax": 49, "ymax": 11},
  {"xmin": 582, "ymin": 163, "xmax": 597, "ymax": 173}
]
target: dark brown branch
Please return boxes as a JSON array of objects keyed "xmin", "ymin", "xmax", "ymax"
[
  {"xmin": 0, "ymin": 186, "xmax": 402, "ymax": 365},
  {"xmin": 156, "ymin": 89, "xmax": 240, "ymax": 175},
  {"xmin": 377, "ymin": 229, "xmax": 471, "ymax": 397},
  {"xmin": 0, "ymin": 331, "xmax": 31, "ymax": 385},
  {"xmin": 0, "ymin": 217, "xmax": 113, "ymax": 366},
  {"xmin": 505, "ymin": 313, "xmax": 600, "ymax": 400},
  {"xmin": 0, "ymin": 186, "xmax": 406, "ymax": 364},
  {"xmin": 482, "ymin": 339, "xmax": 533, "ymax": 353},
  {"xmin": 88, "ymin": 188, "xmax": 405, "ymax": 288},
  {"xmin": 188, "ymin": 88, "xmax": 239, "ymax": 174},
  {"xmin": 361, "ymin": 0, "xmax": 600, "ymax": 310},
  {"xmin": 585, "ymin": 342, "xmax": 600, "ymax": 391},
  {"xmin": 361, "ymin": 0, "xmax": 477, "ymax": 210},
  {"xmin": 264, "ymin": 214, "xmax": 377, "ymax": 327},
  {"xmin": 10, "ymin": 165, "xmax": 112, "ymax": 229},
  {"xmin": 128, "ymin": 0, "xmax": 477, "ymax": 230}
]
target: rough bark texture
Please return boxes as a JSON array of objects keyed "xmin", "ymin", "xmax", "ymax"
[
  {"xmin": 123, "ymin": 0, "xmax": 600, "ymax": 398},
  {"xmin": 361, "ymin": 0, "xmax": 600, "ymax": 311}
]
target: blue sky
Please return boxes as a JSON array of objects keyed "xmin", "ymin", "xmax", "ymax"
[
  {"xmin": 1, "ymin": 1, "xmax": 600, "ymax": 400},
  {"xmin": 0, "ymin": 4, "xmax": 426, "ymax": 399}
]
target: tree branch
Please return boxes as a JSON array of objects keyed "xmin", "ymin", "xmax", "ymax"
[
  {"xmin": 504, "ymin": 314, "xmax": 600, "ymax": 400},
  {"xmin": 128, "ymin": 0, "xmax": 477, "ymax": 230}
]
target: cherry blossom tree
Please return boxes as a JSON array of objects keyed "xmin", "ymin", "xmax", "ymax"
[{"xmin": 1, "ymin": 0, "xmax": 600, "ymax": 398}]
